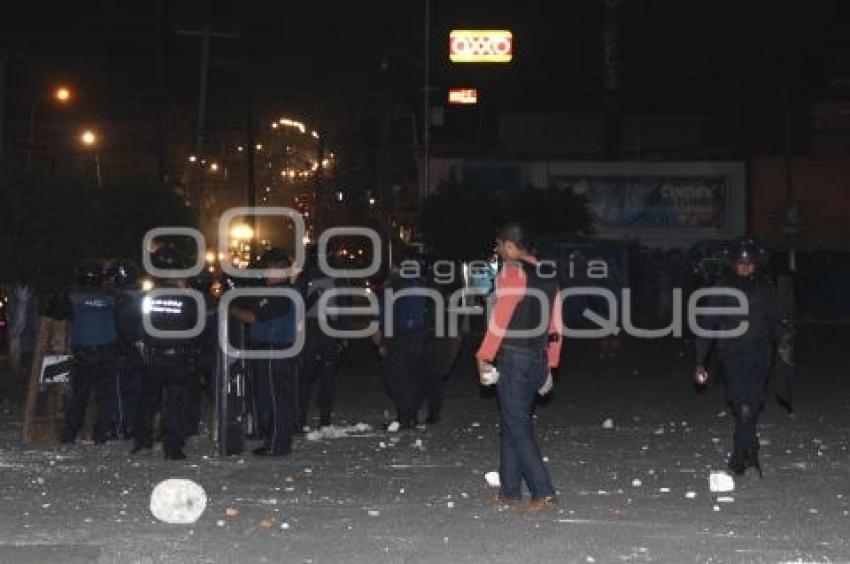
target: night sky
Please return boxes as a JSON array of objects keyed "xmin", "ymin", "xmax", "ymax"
[{"xmin": 3, "ymin": 1, "xmax": 849, "ymax": 143}]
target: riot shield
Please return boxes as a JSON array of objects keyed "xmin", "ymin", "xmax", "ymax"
[{"xmin": 215, "ymin": 315, "xmax": 247, "ymax": 455}]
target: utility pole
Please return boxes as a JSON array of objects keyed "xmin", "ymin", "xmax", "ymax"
[
  {"xmin": 175, "ymin": 27, "xmax": 240, "ymax": 228},
  {"xmin": 0, "ymin": 53, "xmax": 7, "ymax": 166},
  {"xmin": 421, "ymin": 0, "xmax": 431, "ymax": 203},
  {"xmin": 602, "ymin": 0, "xmax": 622, "ymax": 160}
]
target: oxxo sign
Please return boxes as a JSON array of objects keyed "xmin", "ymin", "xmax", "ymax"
[{"xmin": 449, "ymin": 30, "xmax": 513, "ymax": 63}]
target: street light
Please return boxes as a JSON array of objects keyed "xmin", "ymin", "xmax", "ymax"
[
  {"xmin": 79, "ymin": 129, "xmax": 102, "ymax": 187},
  {"xmin": 80, "ymin": 130, "xmax": 97, "ymax": 146},
  {"xmin": 27, "ymin": 85, "xmax": 74, "ymax": 175},
  {"xmin": 55, "ymin": 86, "xmax": 72, "ymax": 103}
]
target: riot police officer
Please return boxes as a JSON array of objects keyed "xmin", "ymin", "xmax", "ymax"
[
  {"xmin": 297, "ymin": 247, "xmax": 342, "ymax": 431},
  {"xmin": 131, "ymin": 246, "xmax": 200, "ymax": 460},
  {"xmin": 373, "ymin": 251, "xmax": 430, "ymax": 430},
  {"xmin": 58, "ymin": 260, "xmax": 119, "ymax": 444},
  {"xmin": 694, "ymin": 237, "xmax": 794, "ymax": 477},
  {"xmin": 230, "ymin": 248, "xmax": 302, "ymax": 456},
  {"xmin": 109, "ymin": 258, "xmax": 143, "ymax": 439}
]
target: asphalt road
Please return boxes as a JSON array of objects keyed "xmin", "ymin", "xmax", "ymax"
[{"xmin": 0, "ymin": 328, "xmax": 848, "ymax": 564}]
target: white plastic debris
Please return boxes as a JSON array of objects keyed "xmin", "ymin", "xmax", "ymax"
[
  {"xmin": 307, "ymin": 423, "xmax": 375, "ymax": 441},
  {"xmin": 413, "ymin": 439, "xmax": 424, "ymax": 449},
  {"xmin": 654, "ymin": 428, "xmax": 665, "ymax": 435},
  {"xmin": 280, "ymin": 522, "xmax": 290, "ymax": 530},
  {"xmin": 631, "ymin": 479, "xmax": 642, "ymax": 487},
  {"xmin": 367, "ymin": 510, "xmax": 380, "ymax": 517},
  {"xmin": 602, "ymin": 419, "xmax": 614, "ymax": 429},
  {"xmin": 216, "ymin": 520, "xmax": 225, "ymax": 527},
  {"xmin": 685, "ymin": 491, "xmax": 697, "ymax": 499},
  {"xmin": 447, "ymin": 501, "xmax": 455, "ymax": 509},
  {"xmin": 485, "ymin": 471, "xmax": 501, "ymax": 488},
  {"xmin": 387, "ymin": 421, "xmax": 401, "ymax": 433},
  {"xmin": 149, "ymin": 479, "xmax": 208, "ymax": 525},
  {"xmin": 713, "ymin": 505, "xmax": 721, "ymax": 512},
  {"xmin": 717, "ymin": 496, "xmax": 734, "ymax": 503},
  {"xmin": 659, "ymin": 488, "xmax": 671, "ymax": 493},
  {"xmin": 709, "ymin": 470, "xmax": 735, "ymax": 493}
]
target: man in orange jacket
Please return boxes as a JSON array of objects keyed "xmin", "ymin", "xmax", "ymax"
[{"xmin": 477, "ymin": 223, "xmax": 562, "ymax": 513}]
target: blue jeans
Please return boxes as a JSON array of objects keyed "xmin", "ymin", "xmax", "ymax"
[{"xmin": 496, "ymin": 346, "xmax": 555, "ymax": 499}]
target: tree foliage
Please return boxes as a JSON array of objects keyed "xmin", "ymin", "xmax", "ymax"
[
  {"xmin": 421, "ymin": 183, "xmax": 593, "ymax": 261},
  {"xmin": 0, "ymin": 176, "xmax": 196, "ymax": 291}
]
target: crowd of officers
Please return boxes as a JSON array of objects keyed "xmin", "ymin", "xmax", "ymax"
[
  {"xmin": 52, "ymin": 244, "xmax": 458, "ymax": 460},
  {"xmin": 51, "ymin": 231, "xmax": 792, "ymax": 488}
]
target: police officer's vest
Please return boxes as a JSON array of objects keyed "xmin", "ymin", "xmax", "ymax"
[
  {"xmin": 504, "ymin": 260, "xmax": 558, "ymax": 350},
  {"xmin": 250, "ymin": 305, "xmax": 296, "ymax": 345},
  {"xmin": 69, "ymin": 291, "xmax": 116, "ymax": 347},
  {"xmin": 390, "ymin": 277, "xmax": 428, "ymax": 335},
  {"xmin": 142, "ymin": 288, "xmax": 199, "ymax": 345},
  {"xmin": 714, "ymin": 274, "xmax": 781, "ymax": 354}
]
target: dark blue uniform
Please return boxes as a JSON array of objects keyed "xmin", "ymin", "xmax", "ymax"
[
  {"xmin": 246, "ymin": 284, "xmax": 299, "ymax": 455},
  {"xmin": 380, "ymin": 275, "xmax": 429, "ymax": 428},
  {"xmin": 696, "ymin": 273, "xmax": 792, "ymax": 474},
  {"xmin": 297, "ymin": 273, "xmax": 342, "ymax": 430},
  {"xmin": 60, "ymin": 291, "xmax": 118, "ymax": 443},
  {"xmin": 133, "ymin": 283, "xmax": 199, "ymax": 459},
  {"xmin": 114, "ymin": 288, "xmax": 144, "ymax": 438}
]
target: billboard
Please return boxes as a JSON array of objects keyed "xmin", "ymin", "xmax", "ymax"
[
  {"xmin": 552, "ymin": 176, "xmax": 727, "ymax": 228},
  {"xmin": 449, "ymin": 30, "xmax": 513, "ymax": 63},
  {"xmin": 448, "ymin": 88, "xmax": 478, "ymax": 105}
]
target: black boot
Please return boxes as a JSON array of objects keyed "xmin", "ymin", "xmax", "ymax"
[
  {"xmin": 401, "ymin": 410, "xmax": 418, "ymax": 430},
  {"xmin": 745, "ymin": 446, "xmax": 763, "ymax": 479},
  {"xmin": 164, "ymin": 449, "xmax": 187, "ymax": 460},
  {"xmin": 728, "ymin": 445, "xmax": 747, "ymax": 476}
]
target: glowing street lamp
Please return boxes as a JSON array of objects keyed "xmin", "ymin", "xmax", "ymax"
[
  {"xmin": 27, "ymin": 84, "xmax": 75, "ymax": 175},
  {"xmin": 80, "ymin": 130, "xmax": 97, "ymax": 146},
  {"xmin": 55, "ymin": 86, "xmax": 72, "ymax": 103},
  {"xmin": 79, "ymin": 130, "xmax": 102, "ymax": 187}
]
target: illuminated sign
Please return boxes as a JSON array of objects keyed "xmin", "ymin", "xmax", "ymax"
[
  {"xmin": 449, "ymin": 30, "xmax": 513, "ymax": 63},
  {"xmin": 448, "ymin": 88, "xmax": 478, "ymax": 105}
]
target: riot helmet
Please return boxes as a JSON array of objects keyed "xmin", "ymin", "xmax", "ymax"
[
  {"xmin": 108, "ymin": 259, "xmax": 140, "ymax": 289},
  {"xmin": 76, "ymin": 260, "xmax": 105, "ymax": 288}
]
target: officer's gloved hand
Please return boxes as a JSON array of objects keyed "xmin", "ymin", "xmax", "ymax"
[{"xmin": 694, "ymin": 365, "xmax": 709, "ymax": 386}]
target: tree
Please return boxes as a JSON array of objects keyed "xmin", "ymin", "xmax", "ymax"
[
  {"xmin": 421, "ymin": 182, "xmax": 593, "ymax": 261},
  {"xmin": 0, "ymin": 176, "xmax": 196, "ymax": 292}
]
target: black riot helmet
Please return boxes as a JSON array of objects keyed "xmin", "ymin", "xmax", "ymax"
[
  {"xmin": 150, "ymin": 244, "xmax": 185, "ymax": 270},
  {"xmin": 109, "ymin": 259, "xmax": 140, "ymax": 289},
  {"xmin": 187, "ymin": 269, "xmax": 214, "ymax": 295},
  {"xmin": 260, "ymin": 247, "xmax": 291, "ymax": 268},
  {"xmin": 723, "ymin": 236, "xmax": 768, "ymax": 267},
  {"xmin": 76, "ymin": 259, "xmax": 105, "ymax": 288}
]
